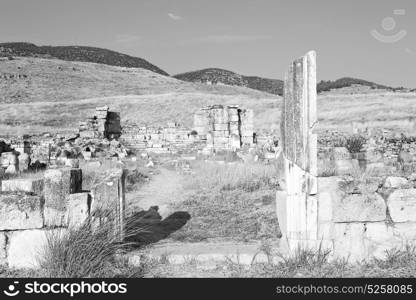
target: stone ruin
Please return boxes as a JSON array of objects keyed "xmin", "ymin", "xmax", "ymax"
[
  {"xmin": 0, "ymin": 166, "xmax": 126, "ymax": 269},
  {"xmin": 276, "ymin": 51, "xmax": 416, "ymax": 261},
  {"xmin": 79, "ymin": 106, "xmax": 121, "ymax": 139},
  {"xmin": 120, "ymin": 122, "xmax": 202, "ymax": 154},
  {"xmin": 193, "ymin": 105, "xmax": 254, "ymax": 151}
]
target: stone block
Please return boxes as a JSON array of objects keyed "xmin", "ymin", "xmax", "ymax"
[
  {"xmin": 91, "ymin": 169, "xmax": 125, "ymax": 213},
  {"xmin": 44, "ymin": 168, "xmax": 82, "ymax": 227},
  {"xmin": 7, "ymin": 229, "xmax": 67, "ymax": 269},
  {"xmin": 384, "ymin": 176, "xmax": 409, "ymax": 189},
  {"xmin": 1, "ymin": 178, "xmax": 44, "ymax": 195},
  {"xmin": 317, "ymin": 221, "xmax": 333, "ymax": 240},
  {"xmin": 393, "ymin": 222, "xmax": 416, "ymax": 240},
  {"xmin": 213, "ymin": 123, "xmax": 229, "ymax": 131},
  {"xmin": 0, "ymin": 194, "xmax": 44, "ymax": 230},
  {"xmin": 331, "ymin": 147, "xmax": 351, "ymax": 160},
  {"xmin": 18, "ymin": 153, "xmax": 30, "ymax": 171},
  {"xmin": 5, "ymin": 165, "xmax": 18, "ymax": 175},
  {"xmin": 364, "ymin": 222, "xmax": 401, "ymax": 259},
  {"xmin": 213, "ymin": 130, "xmax": 228, "ymax": 137},
  {"xmin": 1, "ymin": 152, "xmax": 17, "ymax": 167},
  {"xmin": 333, "ymin": 193, "xmax": 386, "ymax": 222},
  {"xmin": 332, "ymin": 223, "xmax": 367, "ymax": 262},
  {"xmin": 387, "ymin": 189, "xmax": 416, "ymax": 222},
  {"xmin": 66, "ymin": 193, "xmax": 91, "ymax": 228},
  {"xmin": 334, "ymin": 159, "xmax": 359, "ymax": 175},
  {"xmin": 318, "ymin": 192, "xmax": 333, "ymax": 222}
]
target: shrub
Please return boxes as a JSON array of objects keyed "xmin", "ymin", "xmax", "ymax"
[
  {"xmin": 345, "ymin": 134, "xmax": 366, "ymax": 153},
  {"xmin": 39, "ymin": 212, "xmax": 147, "ymax": 278}
]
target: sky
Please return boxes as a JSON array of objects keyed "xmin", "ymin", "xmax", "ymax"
[{"xmin": 0, "ymin": 0, "xmax": 415, "ymax": 87}]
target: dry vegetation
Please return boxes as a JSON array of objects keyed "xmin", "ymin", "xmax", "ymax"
[{"xmin": 168, "ymin": 161, "xmax": 281, "ymax": 242}]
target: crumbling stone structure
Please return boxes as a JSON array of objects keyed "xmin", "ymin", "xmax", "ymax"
[
  {"xmin": 193, "ymin": 105, "xmax": 254, "ymax": 151},
  {"xmin": 79, "ymin": 106, "xmax": 121, "ymax": 139},
  {"xmin": 121, "ymin": 122, "xmax": 201, "ymax": 153},
  {"xmin": 0, "ymin": 166, "xmax": 126, "ymax": 269}
]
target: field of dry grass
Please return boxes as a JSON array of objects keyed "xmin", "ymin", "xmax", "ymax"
[
  {"xmin": 1, "ymin": 57, "xmax": 416, "ymax": 137},
  {"xmin": 168, "ymin": 161, "xmax": 280, "ymax": 242}
]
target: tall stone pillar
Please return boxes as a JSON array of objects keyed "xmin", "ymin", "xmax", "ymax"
[{"xmin": 276, "ymin": 51, "xmax": 318, "ymax": 249}]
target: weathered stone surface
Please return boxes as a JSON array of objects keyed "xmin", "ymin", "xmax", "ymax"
[
  {"xmin": 387, "ymin": 189, "xmax": 416, "ymax": 222},
  {"xmin": 18, "ymin": 153, "xmax": 30, "ymax": 171},
  {"xmin": 91, "ymin": 168, "xmax": 125, "ymax": 213},
  {"xmin": 332, "ymin": 147, "xmax": 351, "ymax": 160},
  {"xmin": 66, "ymin": 193, "xmax": 91, "ymax": 228},
  {"xmin": 334, "ymin": 159, "xmax": 359, "ymax": 175},
  {"xmin": 364, "ymin": 222, "xmax": 401, "ymax": 259},
  {"xmin": 5, "ymin": 164, "xmax": 18, "ymax": 175},
  {"xmin": 91, "ymin": 168, "xmax": 126, "ymax": 241},
  {"xmin": 333, "ymin": 223, "xmax": 367, "ymax": 261},
  {"xmin": 7, "ymin": 229, "xmax": 67, "ymax": 269},
  {"xmin": 1, "ymin": 152, "xmax": 17, "ymax": 168},
  {"xmin": 393, "ymin": 222, "xmax": 416, "ymax": 240},
  {"xmin": 44, "ymin": 168, "xmax": 82, "ymax": 226},
  {"xmin": 0, "ymin": 232, "xmax": 6, "ymax": 262},
  {"xmin": 1, "ymin": 178, "xmax": 44, "ymax": 195},
  {"xmin": 384, "ymin": 176, "xmax": 409, "ymax": 189},
  {"xmin": 333, "ymin": 193, "xmax": 386, "ymax": 222},
  {"xmin": 318, "ymin": 177, "xmax": 343, "ymax": 222},
  {"xmin": 0, "ymin": 194, "xmax": 44, "ymax": 230}
]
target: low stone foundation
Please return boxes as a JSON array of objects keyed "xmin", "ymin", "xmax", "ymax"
[
  {"xmin": 278, "ymin": 176, "xmax": 416, "ymax": 261},
  {"xmin": 0, "ymin": 165, "xmax": 126, "ymax": 269}
]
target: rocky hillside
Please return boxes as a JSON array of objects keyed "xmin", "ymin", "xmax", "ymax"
[
  {"xmin": 0, "ymin": 42, "xmax": 168, "ymax": 76},
  {"xmin": 174, "ymin": 68, "xmax": 399, "ymax": 95},
  {"xmin": 174, "ymin": 68, "xmax": 284, "ymax": 95}
]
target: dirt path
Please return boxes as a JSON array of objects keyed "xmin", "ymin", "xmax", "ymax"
[{"xmin": 126, "ymin": 167, "xmax": 188, "ymax": 218}]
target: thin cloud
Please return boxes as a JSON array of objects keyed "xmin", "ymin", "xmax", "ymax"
[
  {"xmin": 194, "ymin": 34, "xmax": 273, "ymax": 44},
  {"xmin": 115, "ymin": 34, "xmax": 142, "ymax": 44},
  {"xmin": 168, "ymin": 13, "xmax": 182, "ymax": 21}
]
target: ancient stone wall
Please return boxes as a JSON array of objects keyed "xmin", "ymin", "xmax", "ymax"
[
  {"xmin": 121, "ymin": 122, "xmax": 203, "ymax": 154},
  {"xmin": 276, "ymin": 51, "xmax": 416, "ymax": 261},
  {"xmin": 79, "ymin": 106, "xmax": 121, "ymax": 139},
  {"xmin": 193, "ymin": 105, "xmax": 254, "ymax": 151}
]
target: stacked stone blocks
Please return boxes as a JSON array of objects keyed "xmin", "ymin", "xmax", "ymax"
[{"xmin": 0, "ymin": 165, "xmax": 126, "ymax": 269}]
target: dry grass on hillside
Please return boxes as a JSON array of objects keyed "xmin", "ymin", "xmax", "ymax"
[{"xmin": 1, "ymin": 57, "xmax": 416, "ymax": 136}]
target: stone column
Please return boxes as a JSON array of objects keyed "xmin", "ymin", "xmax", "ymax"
[{"xmin": 276, "ymin": 51, "xmax": 318, "ymax": 249}]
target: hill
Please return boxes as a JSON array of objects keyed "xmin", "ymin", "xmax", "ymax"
[
  {"xmin": 0, "ymin": 57, "xmax": 276, "ymax": 135},
  {"xmin": 174, "ymin": 68, "xmax": 284, "ymax": 95},
  {"xmin": 0, "ymin": 42, "xmax": 168, "ymax": 76},
  {"xmin": 174, "ymin": 69, "xmax": 398, "ymax": 95},
  {"xmin": 317, "ymin": 77, "xmax": 394, "ymax": 92}
]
